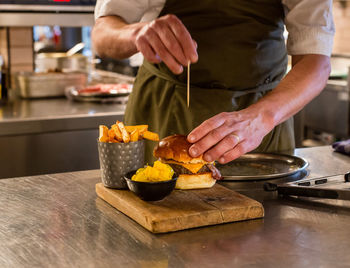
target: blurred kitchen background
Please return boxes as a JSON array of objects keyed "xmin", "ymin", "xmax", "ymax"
[{"xmin": 0, "ymin": 0, "xmax": 349, "ymax": 179}]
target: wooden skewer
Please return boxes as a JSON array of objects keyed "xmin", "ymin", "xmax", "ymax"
[{"xmin": 187, "ymin": 62, "xmax": 190, "ymax": 108}]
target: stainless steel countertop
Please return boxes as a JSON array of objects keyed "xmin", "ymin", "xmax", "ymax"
[
  {"xmin": 0, "ymin": 98, "xmax": 125, "ymax": 136},
  {"xmin": 1, "ymin": 146, "xmax": 350, "ymax": 267}
]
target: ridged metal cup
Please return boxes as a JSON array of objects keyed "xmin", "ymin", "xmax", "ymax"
[{"xmin": 97, "ymin": 140, "xmax": 145, "ymax": 189}]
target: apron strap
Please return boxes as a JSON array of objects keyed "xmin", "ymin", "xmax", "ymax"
[{"xmin": 142, "ymin": 60, "xmax": 280, "ymax": 98}]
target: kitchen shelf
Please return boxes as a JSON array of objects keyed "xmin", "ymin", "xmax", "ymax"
[{"xmin": 0, "ymin": 12, "xmax": 94, "ymax": 27}]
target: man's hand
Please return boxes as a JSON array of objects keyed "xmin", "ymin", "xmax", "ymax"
[
  {"xmin": 187, "ymin": 108, "xmax": 275, "ymax": 164},
  {"xmin": 133, "ymin": 14, "xmax": 198, "ymax": 74},
  {"xmin": 187, "ymin": 54, "xmax": 331, "ymax": 164},
  {"xmin": 92, "ymin": 14, "xmax": 197, "ymax": 74}
]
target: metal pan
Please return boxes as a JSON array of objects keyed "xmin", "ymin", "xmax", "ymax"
[
  {"xmin": 216, "ymin": 153, "xmax": 308, "ymax": 181},
  {"xmin": 15, "ymin": 71, "xmax": 87, "ymax": 98},
  {"xmin": 35, "ymin": 53, "xmax": 88, "ymax": 73}
]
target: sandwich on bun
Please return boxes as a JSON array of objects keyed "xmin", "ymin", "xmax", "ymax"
[{"xmin": 153, "ymin": 134, "xmax": 222, "ymax": 189}]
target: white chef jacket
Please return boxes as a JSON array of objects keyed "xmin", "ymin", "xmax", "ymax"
[{"xmin": 95, "ymin": 0, "xmax": 335, "ymax": 56}]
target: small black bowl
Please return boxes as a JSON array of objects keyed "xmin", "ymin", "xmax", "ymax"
[{"xmin": 124, "ymin": 171, "xmax": 177, "ymax": 201}]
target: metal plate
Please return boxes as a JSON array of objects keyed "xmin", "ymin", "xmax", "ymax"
[
  {"xmin": 65, "ymin": 85, "xmax": 131, "ymax": 103},
  {"xmin": 217, "ymin": 153, "xmax": 308, "ymax": 181}
]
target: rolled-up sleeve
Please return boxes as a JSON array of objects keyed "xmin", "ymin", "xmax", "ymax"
[
  {"xmin": 95, "ymin": 0, "xmax": 164, "ymax": 23},
  {"xmin": 283, "ymin": 0, "xmax": 335, "ymax": 56}
]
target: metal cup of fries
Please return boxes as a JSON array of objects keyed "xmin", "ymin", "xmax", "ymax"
[
  {"xmin": 97, "ymin": 121, "xmax": 159, "ymax": 189},
  {"xmin": 97, "ymin": 140, "xmax": 144, "ymax": 189}
]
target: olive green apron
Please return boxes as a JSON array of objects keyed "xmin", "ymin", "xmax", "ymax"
[{"xmin": 125, "ymin": 0, "xmax": 295, "ymax": 163}]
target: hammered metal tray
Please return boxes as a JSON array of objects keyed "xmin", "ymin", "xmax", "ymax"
[{"xmin": 217, "ymin": 153, "xmax": 308, "ymax": 181}]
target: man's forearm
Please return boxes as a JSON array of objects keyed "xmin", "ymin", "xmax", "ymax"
[
  {"xmin": 92, "ymin": 16, "xmax": 145, "ymax": 59},
  {"xmin": 249, "ymin": 54, "xmax": 331, "ymax": 129}
]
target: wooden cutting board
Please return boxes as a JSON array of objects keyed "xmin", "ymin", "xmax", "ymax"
[{"xmin": 96, "ymin": 183, "xmax": 264, "ymax": 233}]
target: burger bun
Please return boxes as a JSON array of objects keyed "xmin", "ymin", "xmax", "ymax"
[
  {"xmin": 175, "ymin": 172, "xmax": 216, "ymax": 190},
  {"xmin": 153, "ymin": 134, "xmax": 207, "ymax": 164}
]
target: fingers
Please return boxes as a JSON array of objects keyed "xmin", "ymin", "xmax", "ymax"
[
  {"xmin": 187, "ymin": 108, "xmax": 272, "ymax": 164},
  {"xmin": 163, "ymin": 14, "xmax": 198, "ymax": 63},
  {"xmin": 136, "ymin": 37, "xmax": 161, "ymax": 64},
  {"xmin": 150, "ymin": 19, "xmax": 188, "ymax": 66},
  {"xmin": 134, "ymin": 14, "xmax": 198, "ymax": 74},
  {"xmin": 146, "ymin": 27, "xmax": 184, "ymax": 74},
  {"xmin": 192, "ymin": 39, "xmax": 198, "ymax": 49},
  {"xmin": 188, "ymin": 112, "xmax": 228, "ymax": 144},
  {"xmin": 218, "ymin": 142, "xmax": 247, "ymax": 164},
  {"xmin": 188, "ymin": 123, "xmax": 234, "ymax": 159},
  {"xmin": 203, "ymin": 133, "xmax": 242, "ymax": 162}
]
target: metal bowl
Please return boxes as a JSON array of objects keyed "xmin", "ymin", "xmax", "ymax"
[{"xmin": 124, "ymin": 171, "xmax": 177, "ymax": 201}]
